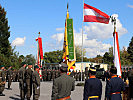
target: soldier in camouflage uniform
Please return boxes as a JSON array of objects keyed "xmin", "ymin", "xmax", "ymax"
[
  {"xmin": 25, "ymin": 63, "xmax": 33, "ymax": 100},
  {"xmin": 82, "ymin": 70, "xmax": 85, "ymax": 81},
  {"xmin": 7, "ymin": 65, "xmax": 12, "ymax": 90},
  {"xmin": 0, "ymin": 65, "xmax": 6, "ymax": 96},
  {"xmin": 52, "ymin": 69, "xmax": 56, "ymax": 81},
  {"xmin": 75, "ymin": 70, "xmax": 78, "ymax": 81},
  {"xmin": 18, "ymin": 62, "xmax": 27, "ymax": 100},
  {"xmin": 47, "ymin": 69, "xmax": 51, "ymax": 81},
  {"xmin": 43, "ymin": 69, "xmax": 47, "ymax": 81},
  {"xmin": 12, "ymin": 69, "xmax": 16, "ymax": 82},
  {"xmin": 78, "ymin": 70, "xmax": 81, "ymax": 81},
  {"xmin": 32, "ymin": 65, "xmax": 40, "ymax": 100}
]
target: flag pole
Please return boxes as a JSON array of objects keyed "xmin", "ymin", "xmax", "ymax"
[{"xmin": 81, "ymin": 0, "xmax": 84, "ymax": 81}]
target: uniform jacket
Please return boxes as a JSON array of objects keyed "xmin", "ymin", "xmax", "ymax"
[
  {"xmin": 105, "ymin": 76, "xmax": 125, "ymax": 100},
  {"xmin": 83, "ymin": 77, "xmax": 102, "ymax": 100},
  {"xmin": 32, "ymin": 70, "xmax": 40, "ymax": 95},
  {"xmin": 51, "ymin": 73, "xmax": 75, "ymax": 100}
]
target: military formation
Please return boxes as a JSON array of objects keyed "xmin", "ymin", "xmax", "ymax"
[{"xmin": 0, "ymin": 63, "xmax": 133, "ymax": 100}]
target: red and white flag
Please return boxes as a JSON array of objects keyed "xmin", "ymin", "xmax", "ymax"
[
  {"xmin": 113, "ymin": 32, "xmax": 122, "ymax": 76},
  {"xmin": 84, "ymin": 3, "xmax": 110, "ymax": 24}
]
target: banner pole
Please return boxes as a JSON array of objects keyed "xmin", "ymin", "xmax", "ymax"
[{"xmin": 81, "ymin": 0, "xmax": 84, "ymax": 81}]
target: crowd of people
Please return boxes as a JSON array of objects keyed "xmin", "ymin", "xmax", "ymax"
[{"xmin": 0, "ymin": 62, "xmax": 133, "ymax": 100}]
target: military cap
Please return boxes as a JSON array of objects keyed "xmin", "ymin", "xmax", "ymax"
[
  {"xmin": 89, "ymin": 67, "xmax": 96, "ymax": 72},
  {"xmin": 28, "ymin": 63, "xmax": 32, "ymax": 65},
  {"xmin": 110, "ymin": 66, "xmax": 117, "ymax": 74},
  {"xmin": 34, "ymin": 65, "xmax": 39, "ymax": 69},
  {"xmin": 0, "ymin": 65, "xmax": 4, "ymax": 68},
  {"xmin": 59, "ymin": 62, "xmax": 68, "ymax": 72},
  {"xmin": 21, "ymin": 62, "xmax": 26, "ymax": 65}
]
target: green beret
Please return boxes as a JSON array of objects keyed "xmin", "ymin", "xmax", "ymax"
[
  {"xmin": 28, "ymin": 63, "xmax": 32, "ymax": 65},
  {"xmin": 21, "ymin": 62, "xmax": 26, "ymax": 65},
  {"xmin": 0, "ymin": 65, "xmax": 4, "ymax": 68},
  {"xmin": 34, "ymin": 65, "xmax": 39, "ymax": 69}
]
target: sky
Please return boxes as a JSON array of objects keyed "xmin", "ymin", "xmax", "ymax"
[{"xmin": 0, "ymin": 0, "xmax": 133, "ymax": 58}]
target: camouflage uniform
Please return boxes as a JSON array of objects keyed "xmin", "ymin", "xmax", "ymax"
[{"xmin": 25, "ymin": 67, "xmax": 33, "ymax": 100}]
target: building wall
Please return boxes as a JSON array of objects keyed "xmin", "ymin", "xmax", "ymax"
[{"xmin": 74, "ymin": 62, "xmax": 108, "ymax": 72}]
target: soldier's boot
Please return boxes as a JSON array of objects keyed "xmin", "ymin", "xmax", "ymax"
[{"xmin": 0, "ymin": 92, "xmax": 5, "ymax": 96}]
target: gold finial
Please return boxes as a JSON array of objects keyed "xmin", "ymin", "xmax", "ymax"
[
  {"xmin": 38, "ymin": 32, "xmax": 40, "ymax": 37},
  {"xmin": 67, "ymin": 3, "xmax": 69, "ymax": 12}
]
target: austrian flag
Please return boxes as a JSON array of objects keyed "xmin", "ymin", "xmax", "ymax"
[{"xmin": 84, "ymin": 3, "xmax": 110, "ymax": 24}]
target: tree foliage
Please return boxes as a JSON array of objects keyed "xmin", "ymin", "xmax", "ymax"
[{"xmin": 127, "ymin": 37, "xmax": 133, "ymax": 63}]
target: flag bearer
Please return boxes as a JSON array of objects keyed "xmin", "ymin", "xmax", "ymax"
[
  {"xmin": 105, "ymin": 67, "xmax": 125, "ymax": 100},
  {"xmin": 83, "ymin": 67, "xmax": 102, "ymax": 100},
  {"xmin": 32, "ymin": 65, "xmax": 40, "ymax": 100},
  {"xmin": 51, "ymin": 62, "xmax": 75, "ymax": 100}
]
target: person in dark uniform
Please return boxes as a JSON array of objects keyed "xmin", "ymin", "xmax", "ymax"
[
  {"xmin": 51, "ymin": 62, "xmax": 75, "ymax": 100},
  {"xmin": 105, "ymin": 67, "xmax": 125, "ymax": 100},
  {"xmin": 128, "ymin": 68, "xmax": 133, "ymax": 100},
  {"xmin": 18, "ymin": 62, "xmax": 27, "ymax": 100},
  {"xmin": 25, "ymin": 63, "xmax": 33, "ymax": 100},
  {"xmin": 83, "ymin": 67, "xmax": 102, "ymax": 100},
  {"xmin": 32, "ymin": 65, "xmax": 40, "ymax": 100},
  {"xmin": 7, "ymin": 65, "xmax": 12, "ymax": 90},
  {"xmin": 0, "ymin": 65, "xmax": 6, "ymax": 96}
]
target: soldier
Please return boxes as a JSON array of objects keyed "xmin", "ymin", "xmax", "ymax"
[
  {"xmin": 51, "ymin": 62, "xmax": 75, "ymax": 100},
  {"xmin": 83, "ymin": 67, "xmax": 102, "ymax": 100},
  {"xmin": 82, "ymin": 70, "xmax": 85, "ymax": 81},
  {"xmin": 18, "ymin": 62, "xmax": 27, "ymax": 100},
  {"xmin": 52, "ymin": 69, "xmax": 56, "ymax": 81},
  {"xmin": 12, "ymin": 69, "xmax": 16, "ymax": 82},
  {"xmin": 128, "ymin": 67, "xmax": 133, "ymax": 100},
  {"xmin": 85, "ymin": 68, "xmax": 89, "ymax": 81},
  {"xmin": 32, "ymin": 65, "xmax": 40, "ymax": 100},
  {"xmin": 78, "ymin": 70, "xmax": 81, "ymax": 81},
  {"xmin": 75, "ymin": 70, "xmax": 78, "ymax": 81},
  {"xmin": 7, "ymin": 65, "xmax": 12, "ymax": 90},
  {"xmin": 122, "ymin": 69, "xmax": 127, "ymax": 82},
  {"xmin": 47, "ymin": 69, "xmax": 51, "ymax": 81},
  {"xmin": 0, "ymin": 65, "xmax": 6, "ymax": 96},
  {"xmin": 105, "ymin": 67, "xmax": 125, "ymax": 100},
  {"xmin": 25, "ymin": 63, "xmax": 33, "ymax": 100}
]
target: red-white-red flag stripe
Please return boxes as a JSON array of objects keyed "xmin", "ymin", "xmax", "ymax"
[
  {"xmin": 114, "ymin": 32, "xmax": 122, "ymax": 76},
  {"xmin": 84, "ymin": 3, "xmax": 110, "ymax": 24}
]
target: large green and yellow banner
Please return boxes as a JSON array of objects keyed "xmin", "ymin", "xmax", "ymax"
[{"xmin": 67, "ymin": 19, "xmax": 74, "ymax": 61}]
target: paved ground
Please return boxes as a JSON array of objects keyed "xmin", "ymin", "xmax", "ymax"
[{"xmin": 0, "ymin": 81, "xmax": 106, "ymax": 100}]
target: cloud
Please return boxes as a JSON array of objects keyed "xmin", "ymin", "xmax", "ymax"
[
  {"xmin": 51, "ymin": 33, "xmax": 64, "ymax": 43},
  {"xmin": 50, "ymin": 14, "xmax": 127, "ymax": 58},
  {"xmin": 56, "ymin": 28, "xmax": 64, "ymax": 32},
  {"xmin": 127, "ymin": 4, "xmax": 133, "ymax": 8},
  {"xmin": 12, "ymin": 37, "xmax": 26, "ymax": 46},
  {"xmin": 84, "ymin": 14, "xmax": 128, "ymax": 40}
]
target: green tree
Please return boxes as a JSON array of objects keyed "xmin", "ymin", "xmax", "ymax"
[
  {"xmin": 44, "ymin": 50, "xmax": 63, "ymax": 63},
  {"xmin": 127, "ymin": 37, "xmax": 133, "ymax": 64},
  {"xmin": 24, "ymin": 54, "xmax": 36, "ymax": 65},
  {"xmin": 0, "ymin": 5, "xmax": 12, "ymax": 57}
]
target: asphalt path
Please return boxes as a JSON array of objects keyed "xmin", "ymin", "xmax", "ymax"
[{"xmin": 0, "ymin": 81, "xmax": 106, "ymax": 100}]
